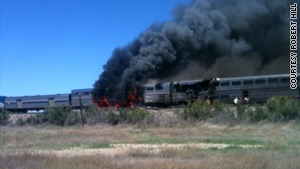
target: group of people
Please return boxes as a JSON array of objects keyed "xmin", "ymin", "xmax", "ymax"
[
  {"xmin": 203, "ymin": 96, "xmax": 250, "ymax": 106},
  {"xmin": 233, "ymin": 97, "xmax": 250, "ymax": 105}
]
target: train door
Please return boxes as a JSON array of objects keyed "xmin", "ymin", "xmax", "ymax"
[
  {"xmin": 17, "ymin": 99, "xmax": 22, "ymax": 108},
  {"xmin": 243, "ymin": 90, "xmax": 249, "ymax": 98},
  {"xmin": 170, "ymin": 82, "xmax": 174, "ymax": 104},
  {"xmin": 48, "ymin": 98, "xmax": 55, "ymax": 107},
  {"xmin": 69, "ymin": 94, "xmax": 72, "ymax": 106}
]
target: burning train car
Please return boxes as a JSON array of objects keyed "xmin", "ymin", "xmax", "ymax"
[
  {"xmin": 143, "ymin": 78, "xmax": 220, "ymax": 106},
  {"xmin": 143, "ymin": 74, "xmax": 300, "ymax": 106}
]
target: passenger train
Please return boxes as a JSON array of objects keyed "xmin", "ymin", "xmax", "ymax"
[
  {"xmin": 1, "ymin": 88, "xmax": 93, "ymax": 113},
  {"xmin": 143, "ymin": 74, "xmax": 300, "ymax": 105},
  {"xmin": 0, "ymin": 74, "xmax": 299, "ymax": 112}
]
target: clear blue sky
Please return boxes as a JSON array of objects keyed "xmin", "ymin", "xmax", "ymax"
[{"xmin": 0, "ymin": 0, "xmax": 190, "ymax": 96}]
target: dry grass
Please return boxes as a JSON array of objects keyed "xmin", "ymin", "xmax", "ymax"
[
  {"xmin": 1, "ymin": 150, "xmax": 299, "ymax": 169},
  {"xmin": 1, "ymin": 122, "xmax": 300, "ymax": 169}
]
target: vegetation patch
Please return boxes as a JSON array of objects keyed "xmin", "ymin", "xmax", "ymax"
[
  {"xmin": 85, "ymin": 106, "xmax": 150, "ymax": 125},
  {"xmin": 89, "ymin": 143, "xmax": 110, "ymax": 149},
  {"xmin": 180, "ymin": 96, "xmax": 300, "ymax": 123},
  {"xmin": 202, "ymin": 138, "xmax": 261, "ymax": 146},
  {"xmin": 0, "ymin": 109, "xmax": 10, "ymax": 125}
]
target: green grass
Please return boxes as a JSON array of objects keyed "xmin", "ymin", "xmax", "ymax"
[
  {"xmin": 208, "ymin": 146, "xmax": 242, "ymax": 152},
  {"xmin": 89, "ymin": 142, "xmax": 110, "ymax": 149},
  {"xmin": 202, "ymin": 138, "xmax": 261, "ymax": 145}
]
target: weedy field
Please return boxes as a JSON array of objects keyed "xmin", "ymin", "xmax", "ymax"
[{"xmin": 1, "ymin": 122, "xmax": 300, "ymax": 169}]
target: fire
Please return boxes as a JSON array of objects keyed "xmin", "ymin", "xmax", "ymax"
[
  {"xmin": 114, "ymin": 102, "xmax": 120, "ymax": 109},
  {"xmin": 93, "ymin": 88, "xmax": 141, "ymax": 108},
  {"xmin": 103, "ymin": 97, "xmax": 110, "ymax": 107}
]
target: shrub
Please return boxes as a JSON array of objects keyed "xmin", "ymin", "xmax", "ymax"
[
  {"xmin": 181, "ymin": 100, "xmax": 234, "ymax": 122},
  {"xmin": 211, "ymin": 100, "xmax": 226, "ymax": 113},
  {"xmin": 26, "ymin": 114, "xmax": 48, "ymax": 125},
  {"xmin": 246, "ymin": 106, "xmax": 269, "ymax": 122},
  {"xmin": 44, "ymin": 107, "xmax": 72, "ymax": 126},
  {"xmin": 0, "ymin": 109, "xmax": 10, "ymax": 125},
  {"xmin": 85, "ymin": 104, "xmax": 107, "ymax": 125},
  {"xmin": 180, "ymin": 96, "xmax": 300, "ymax": 123},
  {"xmin": 210, "ymin": 101, "xmax": 234, "ymax": 124},
  {"xmin": 182, "ymin": 101, "xmax": 212, "ymax": 121},
  {"xmin": 16, "ymin": 118, "xmax": 26, "ymax": 126},
  {"xmin": 127, "ymin": 108, "xmax": 149, "ymax": 124},
  {"xmin": 107, "ymin": 111, "xmax": 119, "ymax": 125},
  {"xmin": 65, "ymin": 111, "xmax": 80, "ymax": 126},
  {"xmin": 266, "ymin": 96, "xmax": 300, "ymax": 121},
  {"xmin": 25, "ymin": 107, "xmax": 80, "ymax": 126},
  {"xmin": 236, "ymin": 103, "xmax": 247, "ymax": 118},
  {"xmin": 106, "ymin": 108, "xmax": 150, "ymax": 125},
  {"xmin": 119, "ymin": 109, "xmax": 130, "ymax": 123}
]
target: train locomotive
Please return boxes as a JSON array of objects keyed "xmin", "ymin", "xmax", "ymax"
[{"xmin": 1, "ymin": 74, "xmax": 299, "ymax": 112}]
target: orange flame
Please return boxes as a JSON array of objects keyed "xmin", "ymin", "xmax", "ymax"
[{"xmin": 103, "ymin": 97, "xmax": 110, "ymax": 107}]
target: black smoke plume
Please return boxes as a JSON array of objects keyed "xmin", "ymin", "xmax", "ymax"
[{"xmin": 93, "ymin": 0, "xmax": 298, "ymax": 101}]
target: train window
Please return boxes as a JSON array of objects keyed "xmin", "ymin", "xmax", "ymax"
[
  {"xmin": 83, "ymin": 92, "xmax": 90, "ymax": 95},
  {"xmin": 255, "ymin": 79, "xmax": 266, "ymax": 84},
  {"xmin": 146, "ymin": 87, "xmax": 154, "ymax": 91},
  {"xmin": 280, "ymin": 77, "xmax": 289, "ymax": 83},
  {"xmin": 268, "ymin": 78, "xmax": 279, "ymax": 84},
  {"xmin": 220, "ymin": 82, "xmax": 230, "ymax": 86},
  {"xmin": 232, "ymin": 81, "xmax": 241, "ymax": 86},
  {"xmin": 155, "ymin": 84, "xmax": 163, "ymax": 90},
  {"xmin": 220, "ymin": 95, "xmax": 230, "ymax": 99},
  {"xmin": 243, "ymin": 80, "xmax": 253, "ymax": 85}
]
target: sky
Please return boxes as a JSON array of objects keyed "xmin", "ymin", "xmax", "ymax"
[{"xmin": 0, "ymin": 0, "xmax": 190, "ymax": 96}]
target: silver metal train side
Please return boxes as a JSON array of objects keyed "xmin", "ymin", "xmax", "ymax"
[
  {"xmin": 144, "ymin": 74, "xmax": 300, "ymax": 105},
  {"xmin": 3, "ymin": 88, "xmax": 93, "ymax": 112}
]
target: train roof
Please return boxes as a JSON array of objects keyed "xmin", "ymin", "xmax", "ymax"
[
  {"xmin": 143, "ymin": 74, "xmax": 298, "ymax": 85},
  {"xmin": 143, "ymin": 82, "xmax": 170, "ymax": 87},
  {"xmin": 173, "ymin": 79, "xmax": 203, "ymax": 85},
  {"xmin": 219, "ymin": 74, "xmax": 299, "ymax": 81},
  {"xmin": 5, "ymin": 93, "xmax": 70, "ymax": 99},
  {"xmin": 71, "ymin": 88, "xmax": 93, "ymax": 93}
]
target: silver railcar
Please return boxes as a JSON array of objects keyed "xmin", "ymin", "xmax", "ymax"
[
  {"xmin": 71, "ymin": 88, "xmax": 93, "ymax": 108},
  {"xmin": 5, "ymin": 94, "xmax": 70, "ymax": 112},
  {"xmin": 214, "ymin": 74, "xmax": 300, "ymax": 103}
]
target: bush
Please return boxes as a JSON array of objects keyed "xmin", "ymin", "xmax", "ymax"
[
  {"xmin": 234, "ymin": 96, "xmax": 300, "ymax": 122},
  {"xmin": 0, "ymin": 109, "xmax": 10, "ymax": 125},
  {"xmin": 182, "ymin": 101, "xmax": 211, "ymax": 121},
  {"xmin": 107, "ymin": 108, "xmax": 150, "ymax": 125},
  {"xmin": 85, "ymin": 104, "xmax": 107, "ymax": 125},
  {"xmin": 26, "ymin": 114, "xmax": 48, "ymax": 125},
  {"xmin": 181, "ymin": 100, "xmax": 233, "ymax": 122},
  {"xmin": 65, "ymin": 111, "xmax": 80, "ymax": 126},
  {"xmin": 44, "ymin": 107, "xmax": 80, "ymax": 126},
  {"xmin": 119, "ymin": 109, "xmax": 130, "ymax": 123},
  {"xmin": 266, "ymin": 96, "xmax": 300, "ymax": 121},
  {"xmin": 25, "ymin": 107, "xmax": 81, "ymax": 126},
  {"xmin": 236, "ymin": 103, "xmax": 247, "ymax": 119},
  {"xmin": 246, "ymin": 106, "xmax": 269, "ymax": 122},
  {"xmin": 209, "ymin": 100, "xmax": 234, "ymax": 124},
  {"xmin": 16, "ymin": 118, "xmax": 26, "ymax": 126},
  {"xmin": 128, "ymin": 108, "xmax": 149, "ymax": 124},
  {"xmin": 107, "ymin": 111, "xmax": 120, "ymax": 125},
  {"xmin": 211, "ymin": 100, "xmax": 226, "ymax": 113}
]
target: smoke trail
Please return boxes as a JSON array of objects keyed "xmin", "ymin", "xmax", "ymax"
[{"xmin": 93, "ymin": 0, "xmax": 298, "ymax": 100}]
